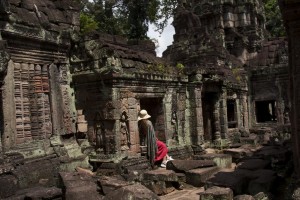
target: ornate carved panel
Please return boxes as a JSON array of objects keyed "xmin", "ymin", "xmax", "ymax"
[{"xmin": 14, "ymin": 62, "xmax": 52, "ymax": 144}]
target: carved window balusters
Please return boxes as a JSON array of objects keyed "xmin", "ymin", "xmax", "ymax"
[{"xmin": 14, "ymin": 62, "xmax": 52, "ymax": 144}]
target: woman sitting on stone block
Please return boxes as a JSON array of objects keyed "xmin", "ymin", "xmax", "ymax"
[{"xmin": 138, "ymin": 109, "xmax": 173, "ymax": 168}]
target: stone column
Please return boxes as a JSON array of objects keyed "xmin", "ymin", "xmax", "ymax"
[
  {"xmin": 49, "ymin": 64, "xmax": 65, "ymax": 137},
  {"xmin": 194, "ymin": 87, "xmax": 204, "ymax": 145},
  {"xmin": 213, "ymin": 94, "xmax": 221, "ymax": 140},
  {"xmin": 279, "ymin": 0, "xmax": 300, "ymax": 177},
  {"xmin": 2, "ymin": 60, "xmax": 16, "ymax": 150},
  {"xmin": 163, "ymin": 89, "xmax": 173, "ymax": 146},
  {"xmin": 219, "ymin": 88, "xmax": 228, "ymax": 139},
  {"xmin": 242, "ymin": 93, "xmax": 249, "ymax": 131},
  {"xmin": 127, "ymin": 95, "xmax": 139, "ymax": 153},
  {"xmin": 236, "ymin": 98, "xmax": 241, "ymax": 128}
]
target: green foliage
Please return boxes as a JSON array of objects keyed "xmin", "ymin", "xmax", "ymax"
[
  {"xmin": 78, "ymin": 0, "xmax": 177, "ymax": 39},
  {"xmin": 263, "ymin": 0, "xmax": 286, "ymax": 37},
  {"xmin": 80, "ymin": 13, "xmax": 99, "ymax": 34},
  {"xmin": 176, "ymin": 63, "xmax": 185, "ymax": 74}
]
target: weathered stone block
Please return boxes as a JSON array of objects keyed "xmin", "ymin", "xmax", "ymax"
[
  {"xmin": 200, "ymin": 186, "xmax": 233, "ymax": 200},
  {"xmin": 206, "ymin": 171, "xmax": 250, "ymax": 194},
  {"xmin": 98, "ymin": 176, "xmax": 130, "ymax": 195},
  {"xmin": 166, "ymin": 160, "xmax": 215, "ymax": 172},
  {"xmin": 60, "ymin": 172, "xmax": 102, "ymax": 200},
  {"xmin": 247, "ymin": 169, "xmax": 277, "ymax": 195},
  {"xmin": 103, "ymin": 184, "xmax": 160, "ymax": 200},
  {"xmin": 143, "ymin": 168, "xmax": 178, "ymax": 182},
  {"xmin": 236, "ymin": 159, "xmax": 270, "ymax": 170},
  {"xmin": 234, "ymin": 194, "xmax": 255, "ymax": 200},
  {"xmin": 0, "ymin": 174, "xmax": 19, "ymax": 198},
  {"xmin": 186, "ymin": 166, "xmax": 219, "ymax": 187},
  {"xmin": 143, "ymin": 180, "xmax": 175, "ymax": 195},
  {"xmin": 196, "ymin": 154, "xmax": 232, "ymax": 169}
]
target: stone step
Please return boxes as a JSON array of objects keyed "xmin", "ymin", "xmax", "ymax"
[
  {"xmin": 186, "ymin": 166, "xmax": 220, "ymax": 187},
  {"xmin": 143, "ymin": 168, "xmax": 178, "ymax": 182},
  {"xmin": 166, "ymin": 159, "xmax": 215, "ymax": 172},
  {"xmin": 2, "ymin": 186, "xmax": 62, "ymax": 200},
  {"xmin": 199, "ymin": 186, "xmax": 233, "ymax": 200},
  {"xmin": 193, "ymin": 153, "xmax": 232, "ymax": 169},
  {"xmin": 236, "ymin": 158, "xmax": 271, "ymax": 170}
]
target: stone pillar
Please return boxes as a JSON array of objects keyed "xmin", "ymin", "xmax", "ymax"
[
  {"xmin": 219, "ymin": 89, "xmax": 228, "ymax": 139},
  {"xmin": 2, "ymin": 60, "xmax": 16, "ymax": 150},
  {"xmin": 127, "ymin": 95, "xmax": 139, "ymax": 153},
  {"xmin": 49, "ymin": 64, "xmax": 65, "ymax": 137},
  {"xmin": 236, "ymin": 98, "xmax": 241, "ymax": 128},
  {"xmin": 242, "ymin": 93, "xmax": 249, "ymax": 131},
  {"xmin": 279, "ymin": 0, "xmax": 300, "ymax": 177},
  {"xmin": 163, "ymin": 89, "xmax": 173, "ymax": 146},
  {"xmin": 194, "ymin": 87, "xmax": 204, "ymax": 145},
  {"xmin": 213, "ymin": 94, "xmax": 221, "ymax": 140},
  {"xmin": 276, "ymin": 98, "xmax": 285, "ymax": 125}
]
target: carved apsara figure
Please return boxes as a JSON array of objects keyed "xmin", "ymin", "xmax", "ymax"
[{"xmin": 120, "ymin": 111, "xmax": 130, "ymax": 151}]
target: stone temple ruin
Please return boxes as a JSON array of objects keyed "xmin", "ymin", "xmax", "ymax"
[{"xmin": 0, "ymin": 0, "xmax": 297, "ymax": 199}]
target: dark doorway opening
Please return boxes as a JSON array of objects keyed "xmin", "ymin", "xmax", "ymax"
[
  {"xmin": 140, "ymin": 98, "xmax": 165, "ymax": 142},
  {"xmin": 255, "ymin": 100, "xmax": 277, "ymax": 123},
  {"xmin": 227, "ymin": 100, "xmax": 237, "ymax": 128},
  {"xmin": 202, "ymin": 93, "xmax": 217, "ymax": 142}
]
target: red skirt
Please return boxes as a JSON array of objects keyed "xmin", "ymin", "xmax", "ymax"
[{"xmin": 154, "ymin": 140, "xmax": 168, "ymax": 162}]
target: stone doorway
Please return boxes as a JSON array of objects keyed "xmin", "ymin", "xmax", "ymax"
[
  {"xmin": 139, "ymin": 98, "xmax": 165, "ymax": 142},
  {"xmin": 227, "ymin": 99, "xmax": 237, "ymax": 128},
  {"xmin": 202, "ymin": 93, "xmax": 217, "ymax": 142},
  {"xmin": 255, "ymin": 100, "xmax": 277, "ymax": 123}
]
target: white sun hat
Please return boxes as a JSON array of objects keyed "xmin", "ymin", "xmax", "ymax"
[{"xmin": 138, "ymin": 109, "xmax": 151, "ymax": 121}]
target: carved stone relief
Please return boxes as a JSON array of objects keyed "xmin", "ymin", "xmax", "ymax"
[{"xmin": 14, "ymin": 62, "xmax": 52, "ymax": 144}]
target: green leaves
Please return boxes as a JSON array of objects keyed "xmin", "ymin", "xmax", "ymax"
[
  {"xmin": 80, "ymin": 13, "xmax": 99, "ymax": 34},
  {"xmin": 263, "ymin": 0, "xmax": 286, "ymax": 37},
  {"xmin": 79, "ymin": 0, "xmax": 177, "ymax": 39}
]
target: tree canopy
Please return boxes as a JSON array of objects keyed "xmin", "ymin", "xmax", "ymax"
[
  {"xmin": 78, "ymin": 0, "xmax": 285, "ymax": 39},
  {"xmin": 79, "ymin": 0, "xmax": 177, "ymax": 39},
  {"xmin": 263, "ymin": 0, "xmax": 286, "ymax": 37}
]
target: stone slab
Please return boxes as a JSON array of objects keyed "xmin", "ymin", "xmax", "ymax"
[
  {"xmin": 98, "ymin": 176, "xmax": 131, "ymax": 195},
  {"xmin": 195, "ymin": 154, "xmax": 232, "ymax": 169},
  {"xmin": 60, "ymin": 172, "xmax": 102, "ymax": 200},
  {"xmin": 236, "ymin": 159, "xmax": 271, "ymax": 170},
  {"xmin": 205, "ymin": 170, "xmax": 251, "ymax": 194},
  {"xmin": 103, "ymin": 184, "xmax": 160, "ymax": 200},
  {"xmin": 199, "ymin": 186, "xmax": 233, "ymax": 200},
  {"xmin": 166, "ymin": 160, "xmax": 215, "ymax": 172},
  {"xmin": 186, "ymin": 166, "xmax": 220, "ymax": 187},
  {"xmin": 143, "ymin": 168, "xmax": 178, "ymax": 182}
]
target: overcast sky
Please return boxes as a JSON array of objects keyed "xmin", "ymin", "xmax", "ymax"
[{"xmin": 147, "ymin": 19, "xmax": 175, "ymax": 57}]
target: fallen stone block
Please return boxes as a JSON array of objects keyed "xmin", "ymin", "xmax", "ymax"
[
  {"xmin": 186, "ymin": 166, "xmax": 219, "ymax": 187},
  {"xmin": 248, "ymin": 169, "xmax": 277, "ymax": 195},
  {"xmin": 143, "ymin": 168, "xmax": 178, "ymax": 182},
  {"xmin": 0, "ymin": 174, "xmax": 19, "ymax": 198},
  {"xmin": 166, "ymin": 160, "xmax": 215, "ymax": 172},
  {"xmin": 199, "ymin": 186, "xmax": 233, "ymax": 200},
  {"xmin": 60, "ymin": 172, "xmax": 102, "ymax": 200},
  {"xmin": 24, "ymin": 186, "xmax": 62, "ymax": 199},
  {"xmin": 236, "ymin": 159, "xmax": 271, "ymax": 170},
  {"xmin": 223, "ymin": 148, "xmax": 252, "ymax": 160},
  {"xmin": 143, "ymin": 180, "xmax": 175, "ymax": 195},
  {"xmin": 98, "ymin": 176, "xmax": 131, "ymax": 195},
  {"xmin": 234, "ymin": 194, "xmax": 255, "ymax": 200},
  {"xmin": 103, "ymin": 184, "xmax": 160, "ymax": 200},
  {"xmin": 195, "ymin": 154, "xmax": 232, "ymax": 169},
  {"xmin": 206, "ymin": 170, "xmax": 251, "ymax": 194}
]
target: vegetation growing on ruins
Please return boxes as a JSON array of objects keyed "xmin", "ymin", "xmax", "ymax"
[
  {"xmin": 79, "ymin": 0, "xmax": 285, "ymax": 39},
  {"xmin": 263, "ymin": 0, "xmax": 286, "ymax": 37},
  {"xmin": 78, "ymin": 0, "xmax": 177, "ymax": 39}
]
